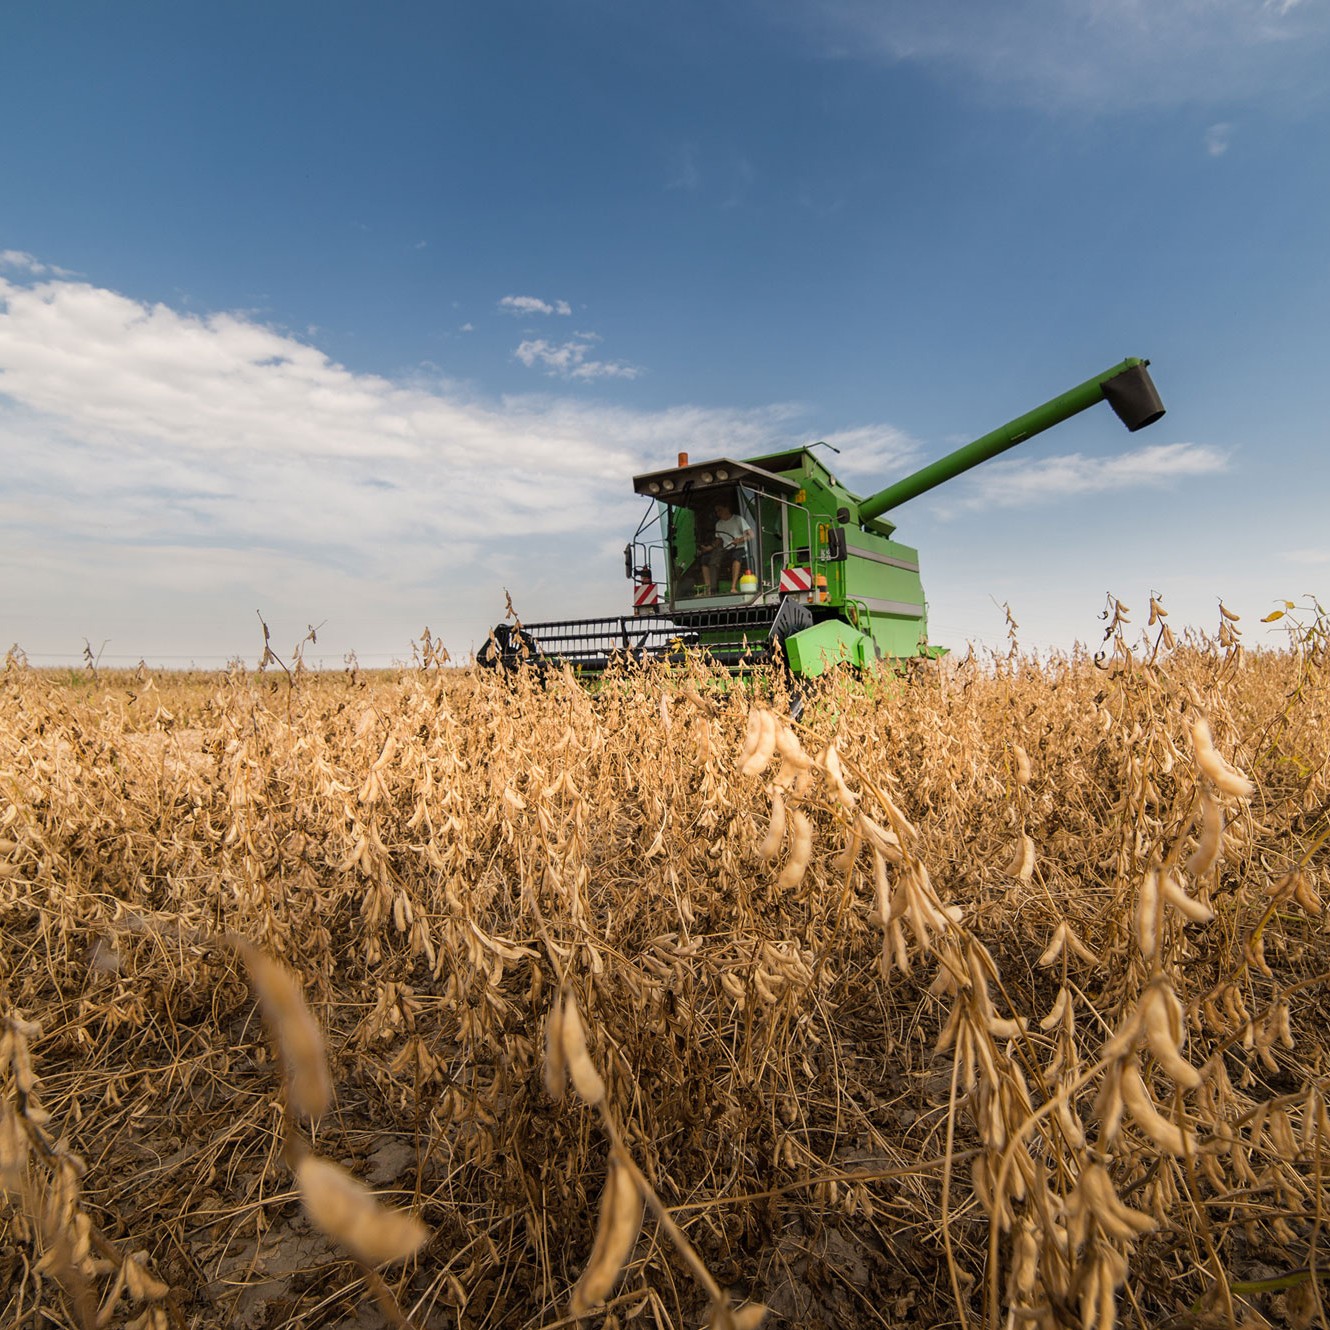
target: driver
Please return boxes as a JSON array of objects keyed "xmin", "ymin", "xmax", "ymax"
[{"xmin": 704, "ymin": 499, "xmax": 753, "ymax": 594}]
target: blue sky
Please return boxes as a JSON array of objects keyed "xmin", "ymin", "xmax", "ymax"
[{"xmin": 2, "ymin": 0, "xmax": 1327, "ymax": 665}]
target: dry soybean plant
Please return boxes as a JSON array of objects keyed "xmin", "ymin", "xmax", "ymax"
[{"xmin": 0, "ymin": 605, "xmax": 1327, "ymax": 1328}]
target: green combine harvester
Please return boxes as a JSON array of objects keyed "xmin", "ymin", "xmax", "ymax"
[{"xmin": 480, "ymin": 358, "xmax": 1164, "ymax": 677}]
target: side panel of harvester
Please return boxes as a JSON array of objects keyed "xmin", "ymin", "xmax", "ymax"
[{"xmin": 839, "ymin": 528, "xmax": 927, "ymax": 658}]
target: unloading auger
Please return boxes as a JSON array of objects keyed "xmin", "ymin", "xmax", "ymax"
[{"xmin": 479, "ymin": 358, "xmax": 1165, "ymax": 677}]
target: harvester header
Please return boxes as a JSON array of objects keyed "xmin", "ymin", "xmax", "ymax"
[{"xmin": 480, "ymin": 356, "xmax": 1166, "ymax": 678}]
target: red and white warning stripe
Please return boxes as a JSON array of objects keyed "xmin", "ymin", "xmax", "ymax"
[
  {"xmin": 779, "ymin": 567, "xmax": 812, "ymax": 594},
  {"xmin": 633, "ymin": 581, "xmax": 660, "ymax": 608}
]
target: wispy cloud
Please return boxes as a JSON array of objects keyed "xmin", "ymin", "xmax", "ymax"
[
  {"xmin": 721, "ymin": 158, "xmax": 757, "ymax": 211},
  {"xmin": 499, "ymin": 294, "xmax": 572, "ymax": 317},
  {"xmin": 666, "ymin": 144, "xmax": 701, "ymax": 191},
  {"xmin": 1205, "ymin": 122, "xmax": 1234, "ymax": 155},
  {"xmin": 942, "ymin": 442, "xmax": 1229, "ymax": 512},
  {"xmin": 667, "ymin": 148, "xmax": 757, "ymax": 209},
  {"xmin": 0, "ymin": 249, "xmax": 75, "ymax": 278},
  {"xmin": 781, "ymin": 0, "xmax": 1330, "ymax": 109},
  {"xmin": 815, "ymin": 424, "xmax": 919, "ymax": 481},
  {"xmin": 1283, "ymin": 547, "xmax": 1330, "ymax": 565},
  {"xmin": 515, "ymin": 337, "xmax": 641, "ymax": 381}
]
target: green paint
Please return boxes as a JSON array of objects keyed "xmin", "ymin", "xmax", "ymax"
[{"xmin": 783, "ymin": 620, "xmax": 876, "ymax": 676}]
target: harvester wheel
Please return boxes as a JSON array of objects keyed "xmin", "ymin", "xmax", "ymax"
[
  {"xmin": 767, "ymin": 599, "xmax": 814, "ymax": 665},
  {"xmin": 477, "ymin": 623, "xmax": 547, "ymax": 678},
  {"xmin": 767, "ymin": 599, "xmax": 814, "ymax": 720}
]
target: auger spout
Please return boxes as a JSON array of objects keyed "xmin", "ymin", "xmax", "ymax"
[{"xmin": 856, "ymin": 357, "xmax": 1164, "ymax": 524}]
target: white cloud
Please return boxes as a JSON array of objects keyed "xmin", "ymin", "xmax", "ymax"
[
  {"xmin": 0, "ymin": 268, "xmax": 811, "ymax": 658},
  {"xmin": 515, "ymin": 337, "xmax": 641, "ymax": 381},
  {"xmin": 1205, "ymin": 122, "xmax": 1233, "ymax": 155},
  {"xmin": 814, "ymin": 424, "xmax": 920, "ymax": 481},
  {"xmin": 0, "ymin": 249, "xmax": 74, "ymax": 278},
  {"xmin": 942, "ymin": 442, "xmax": 1229, "ymax": 512},
  {"xmin": 499, "ymin": 294, "xmax": 572, "ymax": 316},
  {"xmin": 0, "ymin": 275, "xmax": 649, "ymax": 517},
  {"xmin": 1283, "ymin": 547, "xmax": 1330, "ymax": 565},
  {"xmin": 780, "ymin": 0, "xmax": 1330, "ymax": 109}
]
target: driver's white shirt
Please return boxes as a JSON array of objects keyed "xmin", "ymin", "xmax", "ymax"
[{"xmin": 716, "ymin": 514, "xmax": 749, "ymax": 548}]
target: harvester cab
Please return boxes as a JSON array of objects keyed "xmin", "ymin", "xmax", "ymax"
[{"xmin": 479, "ymin": 357, "xmax": 1165, "ymax": 678}]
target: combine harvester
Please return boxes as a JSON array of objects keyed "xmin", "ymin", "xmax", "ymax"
[{"xmin": 481, "ymin": 358, "xmax": 1165, "ymax": 678}]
